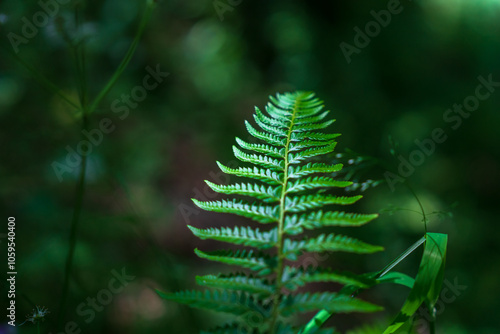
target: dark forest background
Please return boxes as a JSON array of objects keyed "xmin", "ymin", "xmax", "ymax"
[{"xmin": 1, "ymin": 0, "xmax": 499, "ymax": 333}]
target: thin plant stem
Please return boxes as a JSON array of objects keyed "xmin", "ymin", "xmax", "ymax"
[
  {"xmin": 74, "ymin": 3, "xmax": 88, "ymax": 107},
  {"xmin": 405, "ymin": 183, "xmax": 428, "ymax": 233},
  {"xmin": 57, "ymin": 113, "xmax": 89, "ymax": 327},
  {"xmin": 56, "ymin": 1, "xmax": 154, "ymax": 328},
  {"xmin": 56, "ymin": 3, "xmax": 90, "ymax": 326},
  {"xmin": 428, "ymin": 301, "xmax": 437, "ymax": 334},
  {"xmin": 88, "ymin": 0, "xmax": 155, "ymax": 115}
]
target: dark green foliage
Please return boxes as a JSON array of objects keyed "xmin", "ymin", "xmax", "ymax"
[{"xmin": 158, "ymin": 92, "xmax": 383, "ymax": 333}]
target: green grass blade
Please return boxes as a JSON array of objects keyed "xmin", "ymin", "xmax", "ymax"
[{"xmin": 382, "ymin": 232, "xmax": 447, "ymax": 334}]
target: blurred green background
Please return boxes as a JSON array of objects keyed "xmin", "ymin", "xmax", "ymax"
[{"xmin": 1, "ymin": 0, "xmax": 499, "ymax": 333}]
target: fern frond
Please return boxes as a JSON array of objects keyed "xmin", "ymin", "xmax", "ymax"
[
  {"xmin": 286, "ymin": 177, "xmax": 352, "ymax": 194},
  {"xmin": 292, "ymin": 119, "xmax": 336, "ymax": 132},
  {"xmin": 285, "ymin": 194, "xmax": 362, "ymax": 212},
  {"xmin": 158, "ymin": 289, "xmax": 267, "ymax": 316},
  {"xmin": 192, "ymin": 198, "xmax": 279, "ymax": 224},
  {"xmin": 194, "ymin": 249, "xmax": 275, "ymax": 275},
  {"xmin": 196, "ymin": 274, "xmax": 274, "ymax": 296},
  {"xmin": 295, "ymin": 104, "xmax": 325, "ymax": 118},
  {"xmin": 265, "ymin": 103, "xmax": 293, "ymax": 121},
  {"xmin": 288, "ymin": 142, "xmax": 338, "ymax": 164},
  {"xmin": 253, "ymin": 113, "xmax": 288, "ymax": 137},
  {"xmin": 291, "ymin": 131, "xmax": 341, "ymax": 142},
  {"xmin": 269, "ymin": 95, "xmax": 295, "ymax": 110},
  {"xmin": 245, "ymin": 120, "xmax": 286, "ymax": 146},
  {"xmin": 205, "ymin": 180, "xmax": 280, "ymax": 202},
  {"xmin": 284, "ymin": 211, "xmax": 379, "ymax": 234},
  {"xmin": 284, "ymin": 234, "xmax": 383, "ymax": 259},
  {"xmin": 281, "ymin": 266, "xmax": 375, "ymax": 290},
  {"xmin": 288, "ymin": 163, "xmax": 343, "ymax": 178},
  {"xmin": 289, "ymin": 139, "xmax": 338, "ymax": 152},
  {"xmin": 255, "ymin": 106, "xmax": 290, "ymax": 129},
  {"xmin": 279, "ymin": 292, "xmax": 382, "ymax": 316},
  {"xmin": 167, "ymin": 91, "xmax": 384, "ymax": 332},
  {"xmin": 293, "ymin": 111, "xmax": 330, "ymax": 125},
  {"xmin": 233, "ymin": 146, "xmax": 284, "ymax": 170},
  {"xmin": 236, "ymin": 137, "xmax": 284, "ymax": 158},
  {"xmin": 188, "ymin": 226, "xmax": 278, "ymax": 249},
  {"xmin": 217, "ymin": 162, "xmax": 283, "ymax": 185}
]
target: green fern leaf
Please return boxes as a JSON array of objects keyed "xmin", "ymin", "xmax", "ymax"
[
  {"xmin": 158, "ymin": 289, "xmax": 267, "ymax": 316},
  {"xmin": 284, "ymin": 234, "xmax": 383, "ymax": 259},
  {"xmin": 188, "ymin": 225, "xmax": 278, "ymax": 249},
  {"xmin": 253, "ymin": 113, "xmax": 288, "ymax": 137},
  {"xmin": 196, "ymin": 273, "xmax": 274, "ymax": 296},
  {"xmin": 285, "ymin": 194, "xmax": 362, "ymax": 212},
  {"xmin": 292, "ymin": 119, "xmax": 336, "ymax": 132},
  {"xmin": 295, "ymin": 104, "xmax": 324, "ymax": 117},
  {"xmin": 281, "ymin": 266, "xmax": 375, "ymax": 290},
  {"xmin": 205, "ymin": 180, "xmax": 281, "ymax": 202},
  {"xmin": 236, "ymin": 137, "xmax": 284, "ymax": 158},
  {"xmin": 293, "ymin": 111, "xmax": 330, "ymax": 125},
  {"xmin": 280, "ymin": 292, "xmax": 382, "ymax": 316},
  {"xmin": 289, "ymin": 139, "xmax": 339, "ymax": 152},
  {"xmin": 288, "ymin": 163, "xmax": 343, "ymax": 178},
  {"xmin": 194, "ymin": 249, "xmax": 275, "ymax": 275},
  {"xmin": 291, "ymin": 131, "xmax": 341, "ymax": 142},
  {"xmin": 265, "ymin": 103, "xmax": 293, "ymax": 121},
  {"xmin": 255, "ymin": 106, "xmax": 290, "ymax": 129},
  {"xmin": 192, "ymin": 198, "xmax": 279, "ymax": 224},
  {"xmin": 286, "ymin": 177, "xmax": 352, "ymax": 194},
  {"xmin": 284, "ymin": 211, "xmax": 378, "ymax": 234},
  {"xmin": 245, "ymin": 120, "xmax": 286, "ymax": 146},
  {"xmin": 269, "ymin": 95, "xmax": 295, "ymax": 110},
  {"xmin": 288, "ymin": 142, "xmax": 338, "ymax": 164},
  {"xmin": 233, "ymin": 146, "xmax": 284, "ymax": 170},
  {"xmin": 216, "ymin": 162, "xmax": 283, "ymax": 185}
]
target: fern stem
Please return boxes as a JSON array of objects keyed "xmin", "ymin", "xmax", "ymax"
[{"xmin": 269, "ymin": 95, "xmax": 302, "ymax": 332}]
